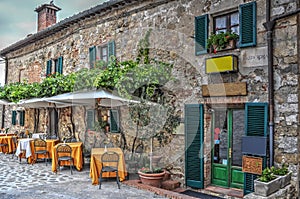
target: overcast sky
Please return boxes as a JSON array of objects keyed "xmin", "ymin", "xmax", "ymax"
[{"xmin": 0, "ymin": 0, "xmax": 108, "ymax": 86}]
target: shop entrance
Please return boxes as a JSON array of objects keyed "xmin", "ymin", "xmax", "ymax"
[{"xmin": 211, "ymin": 108, "xmax": 244, "ymax": 189}]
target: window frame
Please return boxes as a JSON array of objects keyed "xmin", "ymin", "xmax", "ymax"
[
  {"xmin": 213, "ymin": 11, "xmax": 239, "ymax": 35},
  {"xmin": 89, "ymin": 40, "xmax": 115, "ymax": 69},
  {"xmin": 46, "ymin": 56, "xmax": 63, "ymax": 76}
]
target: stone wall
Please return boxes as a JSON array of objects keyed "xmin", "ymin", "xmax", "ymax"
[{"xmin": 2, "ymin": 0, "xmax": 299, "ymax": 195}]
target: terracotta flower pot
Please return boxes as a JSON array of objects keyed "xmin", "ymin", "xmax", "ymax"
[{"xmin": 138, "ymin": 170, "xmax": 166, "ymax": 188}]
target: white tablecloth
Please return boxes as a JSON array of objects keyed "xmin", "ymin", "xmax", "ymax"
[
  {"xmin": 15, "ymin": 138, "xmax": 34, "ymax": 158},
  {"xmin": 32, "ymin": 133, "xmax": 46, "ymax": 139}
]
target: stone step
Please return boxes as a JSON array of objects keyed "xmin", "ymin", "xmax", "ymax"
[{"xmin": 161, "ymin": 180, "xmax": 181, "ymax": 190}]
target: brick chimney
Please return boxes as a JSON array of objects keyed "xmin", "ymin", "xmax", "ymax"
[{"xmin": 35, "ymin": 1, "xmax": 61, "ymax": 32}]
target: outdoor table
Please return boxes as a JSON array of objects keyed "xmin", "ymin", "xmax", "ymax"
[
  {"xmin": 52, "ymin": 142, "xmax": 83, "ymax": 172},
  {"xmin": 15, "ymin": 138, "xmax": 34, "ymax": 163},
  {"xmin": 90, "ymin": 147, "xmax": 127, "ymax": 185},
  {"xmin": 0, "ymin": 133, "xmax": 17, "ymax": 136},
  {"xmin": 31, "ymin": 139, "xmax": 60, "ymax": 163},
  {"xmin": 0, "ymin": 135, "xmax": 17, "ymax": 153}
]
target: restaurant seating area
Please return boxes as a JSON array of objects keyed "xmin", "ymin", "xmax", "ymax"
[{"xmin": 0, "ymin": 130, "xmax": 128, "ymax": 189}]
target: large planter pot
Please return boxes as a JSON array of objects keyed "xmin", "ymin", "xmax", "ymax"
[
  {"xmin": 275, "ymin": 171, "xmax": 292, "ymax": 188},
  {"xmin": 254, "ymin": 177, "xmax": 281, "ymax": 196},
  {"xmin": 138, "ymin": 170, "xmax": 166, "ymax": 188}
]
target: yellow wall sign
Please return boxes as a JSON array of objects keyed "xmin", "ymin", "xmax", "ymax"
[{"xmin": 205, "ymin": 55, "xmax": 238, "ymax": 74}]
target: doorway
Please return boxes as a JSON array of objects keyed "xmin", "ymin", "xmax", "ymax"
[{"xmin": 211, "ymin": 108, "xmax": 244, "ymax": 189}]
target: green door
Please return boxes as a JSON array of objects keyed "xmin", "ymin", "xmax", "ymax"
[{"xmin": 211, "ymin": 108, "xmax": 244, "ymax": 189}]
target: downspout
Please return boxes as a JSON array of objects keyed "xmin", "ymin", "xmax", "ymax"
[
  {"xmin": 1, "ymin": 57, "xmax": 8, "ymax": 129},
  {"xmin": 263, "ymin": 1, "xmax": 300, "ymax": 167},
  {"xmin": 263, "ymin": 0, "xmax": 275, "ymax": 167}
]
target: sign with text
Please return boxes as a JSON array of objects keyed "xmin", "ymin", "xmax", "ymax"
[
  {"xmin": 241, "ymin": 47, "xmax": 268, "ymax": 67},
  {"xmin": 242, "ymin": 155, "xmax": 263, "ymax": 175}
]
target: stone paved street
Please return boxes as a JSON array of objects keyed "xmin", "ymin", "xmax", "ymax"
[{"xmin": 0, "ymin": 153, "xmax": 168, "ymax": 199}]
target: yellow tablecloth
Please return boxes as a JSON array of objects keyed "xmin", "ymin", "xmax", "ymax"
[
  {"xmin": 0, "ymin": 135, "xmax": 17, "ymax": 153},
  {"xmin": 90, "ymin": 148, "xmax": 127, "ymax": 185},
  {"xmin": 52, "ymin": 142, "xmax": 83, "ymax": 172},
  {"xmin": 0, "ymin": 133, "xmax": 16, "ymax": 137}
]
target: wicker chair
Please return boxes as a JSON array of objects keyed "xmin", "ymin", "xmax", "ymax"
[
  {"xmin": 34, "ymin": 139, "xmax": 49, "ymax": 165},
  {"xmin": 56, "ymin": 143, "xmax": 73, "ymax": 174},
  {"xmin": 99, "ymin": 151, "xmax": 120, "ymax": 189}
]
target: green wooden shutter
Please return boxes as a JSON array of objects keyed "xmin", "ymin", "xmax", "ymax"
[
  {"xmin": 12, "ymin": 111, "xmax": 17, "ymax": 125},
  {"xmin": 245, "ymin": 102, "xmax": 268, "ymax": 137},
  {"xmin": 239, "ymin": 1, "xmax": 256, "ymax": 47},
  {"xmin": 89, "ymin": 46, "xmax": 96, "ymax": 68},
  {"xmin": 86, "ymin": 110, "xmax": 95, "ymax": 130},
  {"xmin": 110, "ymin": 110, "xmax": 119, "ymax": 133},
  {"xmin": 58, "ymin": 56, "xmax": 63, "ymax": 74},
  {"xmin": 244, "ymin": 102, "xmax": 268, "ymax": 195},
  {"xmin": 195, "ymin": 14, "xmax": 208, "ymax": 55},
  {"xmin": 108, "ymin": 40, "xmax": 115, "ymax": 60},
  {"xmin": 185, "ymin": 104, "xmax": 204, "ymax": 188},
  {"xmin": 19, "ymin": 111, "xmax": 25, "ymax": 126},
  {"xmin": 46, "ymin": 60, "xmax": 52, "ymax": 76}
]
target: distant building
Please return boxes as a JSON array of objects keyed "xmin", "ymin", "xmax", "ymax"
[{"xmin": 0, "ymin": 0, "xmax": 299, "ymax": 198}]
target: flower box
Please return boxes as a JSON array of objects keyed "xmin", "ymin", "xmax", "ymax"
[
  {"xmin": 275, "ymin": 171, "xmax": 292, "ymax": 188},
  {"xmin": 254, "ymin": 177, "xmax": 281, "ymax": 196}
]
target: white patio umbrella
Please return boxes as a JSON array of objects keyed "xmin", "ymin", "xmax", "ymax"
[
  {"xmin": 45, "ymin": 90, "xmax": 138, "ymax": 107},
  {"xmin": 0, "ymin": 99, "xmax": 10, "ymax": 105},
  {"xmin": 17, "ymin": 97, "xmax": 72, "ymax": 108}
]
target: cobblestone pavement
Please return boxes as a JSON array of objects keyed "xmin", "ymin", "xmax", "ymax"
[{"xmin": 0, "ymin": 153, "xmax": 168, "ymax": 199}]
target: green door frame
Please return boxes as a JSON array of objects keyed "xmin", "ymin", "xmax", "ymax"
[{"xmin": 211, "ymin": 108, "xmax": 244, "ymax": 189}]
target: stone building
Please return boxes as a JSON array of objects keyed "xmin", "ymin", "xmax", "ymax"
[{"xmin": 0, "ymin": 0, "xmax": 299, "ymax": 198}]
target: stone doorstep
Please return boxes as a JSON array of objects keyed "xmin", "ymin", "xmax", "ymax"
[
  {"xmin": 123, "ymin": 179, "xmax": 198, "ymax": 199},
  {"xmin": 204, "ymin": 186, "xmax": 243, "ymax": 198}
]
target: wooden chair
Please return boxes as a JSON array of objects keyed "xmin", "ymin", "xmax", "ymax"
[
  {"xmin": 99, "ymin": 151, "xmax": 120, "ymax": 189},
  {"xmin": 0, "ymin": 138, "xmax": 8, "ymax": 154},
  {"xmin": 34, "ymin": 139, "xmax": 49, "ymax": 165},
  {"xmin": 11, "ymin": 136, "xmax": 18, "ymax": 159},
  {"xmin": 56, "ymin": 143, "xmax": 73, "ymax": 174}
]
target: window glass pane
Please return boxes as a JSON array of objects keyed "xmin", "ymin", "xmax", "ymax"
[
  {"xmin": 54, "ymin": 59, "xmax": 58, "ymax": 73},
  {"xmin": 216, "ymin": 28, "xmax": 227, "ymax": 34},
  {"xmin": 96, "ymin": 46, "xmax": 101, "ymax": 60},
  {"xmin": 231, "ymin": 13, "xmax": 239, "ymax": 26},
  {"xmin": 102, "ymin": 46, "xmax": 108, "ymax": 62},
  {"xmin": 231, "ymin": 26, "xmax": 239, "ymax": 34},
  {"xmin": 213, "ymin": 109, "xmax": 228, "ymax": 164},
  {"xmin": 215, "ymin": 16, "xmax": 226, "ymax": 31},
  {"xmin": 232, "ymin": 110, "xmax": 244, "ymax": 167}
]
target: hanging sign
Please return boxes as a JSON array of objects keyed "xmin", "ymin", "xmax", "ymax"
[{"xmin": 242, "ymin": 155, "xmax": 263, "ymax": 175}]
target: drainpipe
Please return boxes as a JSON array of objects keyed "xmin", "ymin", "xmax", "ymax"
[
  {"xmin": 263, "ymin": 0, "xmax": 275, "ymax": 168},
  {"xmin": 263, "ymin": 1, "xmax": 300, "ymax": 167},
  {"xmin": 1, "ymin": 57, "xmax": 8, "ymax": 129}
]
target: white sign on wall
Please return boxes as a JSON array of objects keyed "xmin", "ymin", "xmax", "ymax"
[{"xmin": 241, "ymin": 46, "xmax": 268, "ymax": 67}]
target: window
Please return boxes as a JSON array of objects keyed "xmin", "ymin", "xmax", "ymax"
[
  {"xmin": 195, "ymin": 1, "xmax": 256, "ymax": 55},
  {"xmin": 86, "ymin": 109, "xmax": 95, "ymax": 130},
  {"xmin": 89, "ymin": 41, "xmax": 115, "ymax": 68},
  {"xmin": 12, "ymin": 110, "xmax": 25, "ymax": 126},
  {"xmin": 109, "ymin": 109, "xmax": 120, "ymax": 133},
  {"xmin": 214, "ymin": 12, "xmax": 239, "ymax": 35},
  {"xmin": 46, "ymin": 56, "xmax": 63, "ymax": 76}
]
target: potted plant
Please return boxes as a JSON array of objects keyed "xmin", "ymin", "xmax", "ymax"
[
  {"xmin": 138, "ymin": 166, "xmax": 166, "ymax": 188},
  {"xmin": 207, "ymin": 31, "xmax": 239, "ymax": 53},
  {"xmin": 272, "ymin": 164, "xmax": 292, "ymax": 188},
  {"xmin": 254, "ymin": 167, "xmax": 281, "ymax": 196}
]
